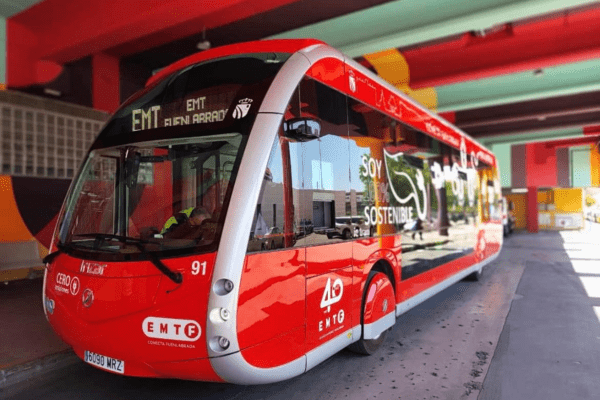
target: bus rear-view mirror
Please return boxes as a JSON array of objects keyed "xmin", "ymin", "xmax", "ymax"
[{"xmin": 283, "ymin": 118, "xmax": 321, "ymax": 142}]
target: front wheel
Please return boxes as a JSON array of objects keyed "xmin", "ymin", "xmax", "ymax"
[
  {"xmin": 348, "ymin": 326, "xmax": 389, "ymax": 355},
  {"xmin": 465, "ymin": 267, "xmax": 483, "ymax": 282},
  {"xmin": 348, "ymin": 271, "xmax": 395, "ymax": 355}
]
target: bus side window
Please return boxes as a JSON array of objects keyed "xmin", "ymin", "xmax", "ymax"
[
  {"xmin": 296, "ymin": 77, "xmax": 351, "ymax": 244},
  {"xmin": 246, "ymin": 135, "xmax": 289, "ymax": 253}
]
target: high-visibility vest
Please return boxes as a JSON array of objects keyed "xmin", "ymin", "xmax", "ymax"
[{"xmin": 160, "ymin": 207, "xmax": 195, "ymax": 234}]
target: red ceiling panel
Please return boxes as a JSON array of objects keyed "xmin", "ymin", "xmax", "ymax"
[
  {"xmin": 7, "ymin": 0, "xmax": 303, "ymax": 87},
  {"xmin": 403, "ymin": 7, "xmax": 600, "ymax": 88}
]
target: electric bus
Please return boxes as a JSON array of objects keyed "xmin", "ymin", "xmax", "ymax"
[{"xmin": 42, "ymin": 39, "xmax": 502, "ymax": 384}]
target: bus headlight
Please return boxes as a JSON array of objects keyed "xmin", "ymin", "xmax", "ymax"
[
  {"xmin": 213, "ymin": 279, "xmax": 234, "ymax": 295},
  {"xmin": 45, "ymin": 297, "xmax": 55, "ymax": 315},
  {"xmin": 217, "ymin": 336, "xmax": 230, "ymax": 349},
  {"xmin": 209, "ymin": 307, "xmax": 230, "ymax": 323},
  {"xmin": 209, "ymin": 336, "xmax": 230, "ymax": 352},
  {"xmin": 220, "ymin": 308, "xmax": 230, "ymax": 321}
]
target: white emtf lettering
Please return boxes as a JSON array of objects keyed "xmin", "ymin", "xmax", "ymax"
[
  {"xmin": 142, "ymin": 317, "xmax": 201, "ymax": 342},
  {"xmin": 318, "ymin": 309, "xmax": 345, "ymax": 332}
]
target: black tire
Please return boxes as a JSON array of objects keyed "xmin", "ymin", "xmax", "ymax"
[
  {"xmin": 348, "ymin": 271, "xmax": 390, "ymax": 355},
  {"xmin": 348, "ymin": 327, "xmax": 388, "ymax": 355},
  {"xmin": 465, "ymin": 267, "xmax": 483, "ymax": 282},
  {"xmin": 342, "ymin": 229, "xmax": 352, "ymax": 240}
]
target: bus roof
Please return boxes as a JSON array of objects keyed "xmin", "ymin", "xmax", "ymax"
[
  {"xmin": 143, "ymin": 38, "xmax": 496, "ymax": 167},
  {"xmin": 146, "ymin": 39, "xmax": 326, "ymax": 88}
]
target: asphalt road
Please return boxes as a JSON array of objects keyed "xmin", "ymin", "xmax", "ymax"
[{"xmin": 8, "ymin": 227, "xmax": 597, "ymax": 400}]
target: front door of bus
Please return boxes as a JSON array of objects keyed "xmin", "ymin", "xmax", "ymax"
[{"xmin": 299, "ymin": 127, "xmax": 354, "ymax": 352}]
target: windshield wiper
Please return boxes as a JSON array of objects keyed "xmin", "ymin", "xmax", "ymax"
[
  {"xmin": 73, "ymin": 233, "xmax": 183, "ymax": 284},
  {"xmin": 42, "ymin": 242, "xmax": 76, "ymax": 265}
]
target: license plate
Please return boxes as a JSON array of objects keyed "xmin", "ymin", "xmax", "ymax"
[{"xmin": 84, "ymin": 350, "xmax": 125, "ymax": 374}]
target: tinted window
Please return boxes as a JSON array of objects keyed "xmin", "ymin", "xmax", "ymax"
[
  {"xmin": 347, "ymin": 96, "xmax": 489, "ymax": 279},
  {"xmin": 247, "ymin": 132, "xmax": 296, "ymax": 253},
  {"xmin": 57, "ymin": 134, "xmax": 247, "ymax": 261},
  {"xmin": 293, "ymin": 77, "xmax": 352, "ymax": 245},
  {"xmin": 93, "ymin": 54, "xmax": 290, "ymax": 149}
]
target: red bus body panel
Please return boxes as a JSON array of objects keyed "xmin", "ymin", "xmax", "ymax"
[{"xmin": 45, "ymin": 252, "xmax": 222, "ymax": 381}]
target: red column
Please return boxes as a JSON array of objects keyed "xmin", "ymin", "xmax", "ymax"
[
  {"xmin": 527, "ymin": 186, "xmax": 538, "ymax": 233},
  {"xmin": 92, "ymin": 53, "xmax": 120, "ymax": 113}
]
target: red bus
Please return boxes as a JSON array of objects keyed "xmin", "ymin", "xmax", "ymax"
[{"xmin": 43, "ymin": 39, "xmax": 502, "ymax": 384}]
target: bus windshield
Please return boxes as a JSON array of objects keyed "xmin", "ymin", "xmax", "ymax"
[
  {"xmin": 57, "ymin": 133, "xmax": 245, "ymax": 259},
  {"xmin": 54, "ymin": 52, "xmax": 291, "ymax": 260}
]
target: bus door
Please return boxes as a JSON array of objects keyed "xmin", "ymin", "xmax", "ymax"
[
  {"xmin": 237, "ymin": 128, "xmax": 306, "ymax": 367},
  {"xmin": 292, "ymin": 75, "xmax": 355, "ymax": 352}
]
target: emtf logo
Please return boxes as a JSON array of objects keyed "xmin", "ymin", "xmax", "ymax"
[{"xmin": 142, "ymin": 317, "xmax": 201, "ymax": 342}]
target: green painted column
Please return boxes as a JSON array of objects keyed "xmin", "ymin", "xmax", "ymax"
[
  {"xmin": 491, "ymin": 143, "xmax": 512, "ymax": 188},
  {"xmin": 571, "ymin": 146, "xmax": 592, "ymax": 187}
]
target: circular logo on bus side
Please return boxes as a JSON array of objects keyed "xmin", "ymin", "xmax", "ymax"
[
  {"xmin": 82, "ymin": 289, "xmax": 94, "ymax": 308},
  {"xmin": 70, "ymin": 277, "xmax": 80, "ymax": 296}
]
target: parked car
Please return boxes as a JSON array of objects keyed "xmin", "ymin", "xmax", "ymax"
[
  {"xmin": 248, "ymin": 226, "xmax": 285, "ymax": 251},
  {"xmin": 296, "ymin": 218, "xmax": 314, "ymax": 237},
  {"xmin": 263, "ymin": 226, "xmax": 285, "ymax": 249},
  {"xmin": 326, "ymin": 216, "xmax": 370, "ymax": 240}
]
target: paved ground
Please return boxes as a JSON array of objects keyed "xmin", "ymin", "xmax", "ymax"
[
  {"xmin": 2, "ymin": 224, "xmax": 600, "ymax": 399},
  {"xmin": 0, "ymin": 278, "xmax": 73, "ymax": 390},
  {"xmin": 0, "ymin": 279, "xmax": 70, "ymax": 369},
  {"xmin": 480, "ymin": 227, "xmax": 600, "ymax": 400}
]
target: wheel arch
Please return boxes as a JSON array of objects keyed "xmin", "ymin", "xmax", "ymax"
[
  {"xmin": 369, "ymin": 258, "xmax": 396, "ymax": 297},
  {"xmin": 363, "ymin": 249, "xmax": 400, "ymax": 297}
]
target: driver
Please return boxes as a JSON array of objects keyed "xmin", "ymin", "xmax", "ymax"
[
  {"xmin": 188, "ymin": 206, "xmax": 211, "ymax": 226},
  {"xmin": 163, "ymin": 206, "xmax": 211, "ymax": 240}
]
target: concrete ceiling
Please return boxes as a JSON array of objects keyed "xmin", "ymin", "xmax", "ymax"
[{"xmin": 8, "ymin": 0, "xmax": 600, "ymax": 147}]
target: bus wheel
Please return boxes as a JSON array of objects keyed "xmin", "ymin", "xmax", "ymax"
[
  {"xmin": 348, "ymin": 271, "xmax": 395, "ymax": 355},
  {"xmin": 465, "ymin": 267, "xmax": 483, "ymax": 282}
]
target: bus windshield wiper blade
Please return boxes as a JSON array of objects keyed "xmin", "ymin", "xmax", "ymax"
[
  {"xmin": 42, "ymin": 242, "xmax": 77, "ymax": 264},
  {"xmin": 43, "ymin": 250, "xmax": 61, "ymax": 265},
  {"xmin": 134, "ymin": 245, "xmax": 183, "ymax": 284},
  {"xmin": 74, "ymin": 233, "xmax": 146, "ymax": 244},
  {"xmin": 72, "ymin": 233, "xmax": 183, "ymax": 284}
]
